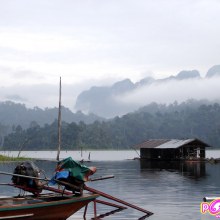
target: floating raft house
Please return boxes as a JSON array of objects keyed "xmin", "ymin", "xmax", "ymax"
[{"xmin": 135, "ymin": 139, "xmax": 211, "ymax": 161}]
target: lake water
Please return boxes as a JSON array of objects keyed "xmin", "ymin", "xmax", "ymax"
[
  {"xmin": 0, "ymin": 150, "xmax": 139, "ymax": 161},
  {"xmin": 1, "ymin": 149, "xmax": 220, "ymax": 161},
  {"xmin": 0, "ymin": 150, "xmax": 220, "ymax": 219}
]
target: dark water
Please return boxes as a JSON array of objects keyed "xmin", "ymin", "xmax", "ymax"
[{"xmin": 0, "ymin": 160, "xmax": 219, "ymax": 220}]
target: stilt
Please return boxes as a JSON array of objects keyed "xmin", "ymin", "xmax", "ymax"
[
  {"xmin": 83, "ymin": 204, "xmax": 88, "ymax": 219},
  {"xmin": 93, "ymin": 200, "xmax": 97, "ymax": 219}
]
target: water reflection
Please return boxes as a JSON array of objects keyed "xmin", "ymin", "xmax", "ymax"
[{"xmin": 140, "ymin": 160, "xmax": 206, "ymax": 179}]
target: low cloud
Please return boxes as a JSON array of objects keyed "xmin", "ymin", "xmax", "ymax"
[
  {"xmin": 1, "ymin": 76, "xmax": 220, "ymax": 117},
  {"xmin": 0, "ymin": 65, "xmax": 46, "ymax": 86},
  {"xmin": 115, "ymin": 76, "xmax": 220, "ymax": 108},
  {"xmin": 5, "ymin": 94, "xmax": 27, "ymax": 102},
  {"xmin": 0, "ymin": 79, "xmax": 114, "ymax": 111}
]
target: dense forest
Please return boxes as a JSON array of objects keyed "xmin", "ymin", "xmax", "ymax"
[{"xmin": 2, "ymin": 100, "xmax": 220, "ymax": 150}]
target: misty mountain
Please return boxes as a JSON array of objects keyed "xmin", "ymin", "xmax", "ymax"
[
  {"xmin": 75, "ymin": 79, "xmax": 136, "ymax": 118},
  {"xmin": 0, "ymin": 101, "xmax": 104, "ymax": 129},
  {"xmin": 75, "ymin": 66, "xmax": 219, "ymax": 118},
  {"xmin": 206, "ymin": 65, "xmax": 220, "ymax": 78},
  {"xmin": 175, "ymin": 70, "xmax": 200, "ymax": 80}
]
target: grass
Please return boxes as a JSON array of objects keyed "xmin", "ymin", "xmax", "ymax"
[{"xmin": 0, "ymin": 154, "xmax": 30, "ymax": 162}]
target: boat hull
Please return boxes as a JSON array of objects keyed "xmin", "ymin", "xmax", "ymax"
[{"xmin": 0, "ymin": 193, "xmax": 98, "ymax": 220}]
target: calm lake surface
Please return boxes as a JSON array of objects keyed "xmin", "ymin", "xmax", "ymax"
[
  {"xmin": 1, "ymin": 149, "xmax": 220, "ymax": 161},
  {"xmin": 0, "ymin": 150, "xmax": 220, "ymax": 220}
]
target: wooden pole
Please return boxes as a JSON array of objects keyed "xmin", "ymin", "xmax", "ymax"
[
  {"xmin": 89, "ymin": 175, "xmax": 114, "ymax": 182},
  {"xmin": 95, "ymin": 199, "xmax": 126, "ymax": 209},
  {"xmin": 84, "ymin": 185, "xmax": 153, "ymax": 216},
  {"xmin": 56, "ymin": 76, "xmax": 62, "ymax": 161},
  {"xmin": 0, "ymin": 171, "xmax": 49, "ymax": 181}
]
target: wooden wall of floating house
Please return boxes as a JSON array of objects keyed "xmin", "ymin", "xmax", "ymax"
[
  {"xmin": 140, "ymin": 148, "xmax": 180, "ymax": 160},
  {"xmin": 140, "ymin": 148, "xmax": 161, "ymax": 159},
  {"xmin": 140, "ymin": 148, "xmax": 151, "ymax": 159}
]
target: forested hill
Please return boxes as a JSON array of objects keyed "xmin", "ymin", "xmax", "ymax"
[
  {"xmin": 0, "ymin": 101, "xmax": 103, "ymax": 146},
  {"xmin": 0, "ymin": 101, "xmax": 104, "ymax": 128},
  {"xmin": 3, "ymin": 100, "xmax": 220, "ymax": 150}
]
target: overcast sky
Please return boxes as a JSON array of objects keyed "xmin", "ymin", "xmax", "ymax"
[{"xmin": 0, "ymin": 0, "xmax": 220, "ymax": 110}]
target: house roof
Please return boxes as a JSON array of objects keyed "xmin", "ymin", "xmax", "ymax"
[{"xmin": 135, "ymin": 138, "xmax": 211, "ymax": 149}]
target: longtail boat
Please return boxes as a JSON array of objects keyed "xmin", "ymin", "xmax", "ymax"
[
  {"xmin": 0, "ymin": 158, "xmax": 100, "ymax": 220},
  {"xmin": 0, "ymin": 153, "xmax": 154, "ymax": 220},
  {"xmin": 0, "ymin": 193, "xmax": 98, "ymax": 220},
  {"xmin": 0, "ymin": 156, "xmax": 154, "ymax": 219}
]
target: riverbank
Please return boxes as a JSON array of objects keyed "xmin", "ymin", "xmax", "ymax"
[{"xmin": 0, "ymin": 154, "xmax": 29, "ymax": 162}]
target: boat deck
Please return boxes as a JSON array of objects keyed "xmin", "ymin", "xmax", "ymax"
[{"xmin": 0, "ymin": 193, "xmax": 96, "ymax": 206}]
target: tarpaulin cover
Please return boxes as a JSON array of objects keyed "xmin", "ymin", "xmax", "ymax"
[
  {"xmin": 49, "ymin": 170, "xmax": 69, "ymax": 185},
  {"xmin": 55, "ymin": 157, "xmax": 95, "ymax": 182}
]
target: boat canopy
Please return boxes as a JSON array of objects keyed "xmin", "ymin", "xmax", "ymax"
[{"xmin": 55, "ymin": 157, "xmax": 96, "ymax": 182}]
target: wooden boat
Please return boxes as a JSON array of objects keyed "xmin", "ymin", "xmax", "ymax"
[{"xmin": 0, "ymin": 193, "xmax": 98, "ymax": 220}]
